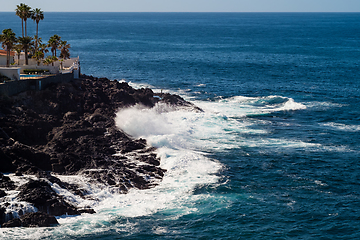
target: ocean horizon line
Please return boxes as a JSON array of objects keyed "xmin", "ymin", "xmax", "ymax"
[{"xmin": 1, "ymin": 11, "xmax": 360, "ymax": 13}]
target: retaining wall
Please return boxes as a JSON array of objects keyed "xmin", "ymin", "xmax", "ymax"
[
  {"xmin": 0, "ymin": 72, "xmax": 74, "ymax": 97},
  {"xmin": 0, "ymin": 67, "xmax": 21, "ymax": 81}
]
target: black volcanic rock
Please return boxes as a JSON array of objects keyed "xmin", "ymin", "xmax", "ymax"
[
  {"xmin": 0, "ymin": 173, "xmax": 15, "ymax": 190},
  {"xmin": 0, "ymin": 207, "xmax": 6, "ymax": 225},
  {"xmin": 2, "ymin": 212, "xmax": 58, "ymax": 228},
  {"xmin": 120, "ymin": 138, "xmax": 147, "ymax": 153},
  {"xmin": 0, "ymin": 189, "xmax": 6, "ymax": 198},
  {"xmin": 0, "ymin": 148, "xmax": 16, "ymax": 173},
  {"xmin": 17, "ymin": 179, "xmax": 79, "ymax": 216},
  {"xmin": 4, "ymin": 141, "xmax": 52, "ymax": 171},
  {"xmin": 2, "ymin": 218, "xmax": 22, "ymax": 228},
  {"xmin": 20, "ymin": 212, "xmax": 58, "ymax": 227},
  {"xmin": 0, "ymin": 74, "xmax": 199, "ymax": 227}
]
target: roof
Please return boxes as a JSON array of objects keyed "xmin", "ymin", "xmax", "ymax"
[{"xmin": 0, "ymin": 49, "xmax": 15, "ymax": 56}]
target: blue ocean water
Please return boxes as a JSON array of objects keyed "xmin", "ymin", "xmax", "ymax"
[{"xmin": 1, "ymin": 12, "xmax": 360, "ymax": 239}]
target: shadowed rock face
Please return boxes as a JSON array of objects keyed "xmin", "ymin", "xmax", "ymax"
[
  {"xmin": 2, "ymin": 212, "xmax": 58, "ymax": 228},
  {"xmin": 0, "ymin": 74, "xmax": 200, "ymax": 227},
  {"xmin": 17, "ymin": 179, "xmax": 79, "ymax": 216}
]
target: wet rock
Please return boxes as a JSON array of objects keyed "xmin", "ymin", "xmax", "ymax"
[
  {"xmin": 157, "ymin": 93, "xmax": 203, "ymax": 112},
  {"xmin": 2, "ymin": 218, "xmax": 22, "ymax": 228},
  {"xmin": 78, "ymin": 208, "xmax": 96, "ymax": 214},
  {"xmin": 0, "ymin": 75, "xmax": 196, "ymax": 184},
  {"xmin": 0, "ymin": 74, "xmax": 200, "ymax": 228},
  {"xmin": 0, "ymin": 207, "xmax": 5, "ymax": 225},
  {"xmin": 20, "ymin": 212, "xmax": 58, "ymax": 227},
  {"xmin": 17, "ymin": 180, "xmax": 79, "ymax": 216},
  {"xmin": 0, "ymin": 189, "xmax": 6, "ymax": 198},
  {"xmin": 0, "ymin": 174, "xmax": 15, "ymax": 190},
  {"xmin": 4, "ymin": 141, "xmax": 51, "ymax": 171},
  {"xmin": 17, "ymin": 180, "xmax": 55, "ymax": 205},
  {"xmin": 2, "ymin": 212, "xmax": 58, "ymax": 228},
  {"xmin": 137, "ymin": 154, "xmax": 161, "ymax": 166},
  {"xmin": 121, "ymin": 139, "xmax": 147, "ymax": 153}
]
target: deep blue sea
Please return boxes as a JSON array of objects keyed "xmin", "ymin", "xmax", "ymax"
[{"xmin": 1, "ymin": 12, "xmax": 360, "ymax": 239}]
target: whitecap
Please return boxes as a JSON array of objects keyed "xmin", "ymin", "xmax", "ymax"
[
  {"xmin": 321, "ymin": 122, "xmax": 360, "ymax": 132},
  {"xmin": 208, "ymin": 95, "xmax": 306, "ymax": 118}
]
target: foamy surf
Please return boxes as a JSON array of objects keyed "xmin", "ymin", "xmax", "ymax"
[
  {"xmin": 0, "ymin": 91, "xmax": 309, "ymax": 239},
  {"xmin": 213, "ymin": 95, "xmax": 306, "ymax": 117},
  {"xmin": 322, "ymin": 122, "xmax": 360, "ymax": 132},
  {"xmin": 0, "ymin": 99, "xmax": 225, "ymax": 239}
]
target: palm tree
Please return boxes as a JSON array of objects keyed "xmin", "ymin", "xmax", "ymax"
[
  {"xmin": 43, "ymin": 55, "xmax": 57, "ymax": 66},
  {"xmin": 15, "ymin": 3, "xmax": 25, "ymax": 37},
  {"xmin": 48, "ymin": 34, "xmax": 61, "ymax": 57},
  {"xmin": 18, "ymin": 36, "xmax": 33, "ymax": 65},
  {"xmin": 0, "ymin": 29, "xmax": 17, "ymax": 67},
  {"xmin": 38, "ymin": 42, "xmax": 49, "ymax": 56},
  {"xmin": 42, "ymin": 56, "xmax": 52, "ymax": 66},
  {"xmin": 59, "ymin": 40, "xmax": 71, "ymax": 59},
  {"xmin": 51, "ymin": 56, "xmax": 58, "ymax": 67},
  {"xmin": 32, "ymin": 35, "xmax": 41, "ymax": 54},
  {"xmin": 23, "ymin": 5, "xmax": 32, "ymax": 37},
  {"xmin": 32, "ymin": 51, "xmax": 44, "ymax": 66},
  {"xmin": 59, "ymin": 59, "xmax": 64, "ymax": 70},
  {"xmin": 15, "ymin": 3, "xmax": 32, "ymax": 37},
  {"xmin": 31, "ymin": 8, "xmax": 44, "ymax": 50}
]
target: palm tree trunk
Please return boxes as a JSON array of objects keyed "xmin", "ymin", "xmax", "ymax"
[
  {"xmin": 6, "ymin": 50, "xmax": 9, "ymax": 67},
  {"xmin": 25, "ymin": 48, "xmax": 28, "ymax": 65},
  {"xmin": 36, "ymin": 23, "xmax": 39, "ymax": 50},
  {"xmin": 22, "ymin": 20, "xmax": 24, "ymax": 37},
  {"xmin": 25, "ymin": 20, "xmax": 27, "ymax": 37}
]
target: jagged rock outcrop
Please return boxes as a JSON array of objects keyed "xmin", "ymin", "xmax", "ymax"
[
  {"xmin": 2, "ymin": 212, "xmax": 58, "ymax": 228},
  {"xmin": 17, "ymin": 179, "xmax": 80, "ymax": 216},
  {"xmin": 0, "ymin": 74, "xmax": 199, "ymax": 227}
]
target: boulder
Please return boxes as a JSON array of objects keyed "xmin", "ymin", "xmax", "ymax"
[
  {"xmin": 0, "ymin": 189, "xmax": 6, "ymax": 198},
  {"xmin": 0, "ymin": 74, "xmax": 201, "ymax": 229},
  {"xmin": 2, "ymin": 218, "xmax": 22, "ymax": 228},
  {"xmin": 0, "ymin": 207, "xmax": 5, "ymax": 225},
  {"xmin": 2, "ymin": 212, "xmax": 58, "ymax": 228},
  {"xmin": 20, "ymin": 212, "xmax": 58, "ymax": 227},
  {"xmin": 0, "ymin": 149, "xmax": 15, "ymax": 173},
  {"xmin": 17, "ymin": 180, "xmax": 79, "ymax": 216},
  {"xmin": 0, "ymin": 174, "xmax": 15, "ymax": 190}
]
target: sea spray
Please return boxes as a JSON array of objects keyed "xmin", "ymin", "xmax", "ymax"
[
  {"xmin": 0, "ymin": 92, "xmax": 313, "ymax": 240},
  {"xmin": 0, "ymin": 94, "xmax": 348, "ymax": 239}
]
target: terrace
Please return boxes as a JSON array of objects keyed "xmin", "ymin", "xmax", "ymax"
[{"xmin": 0, "ymin": 56, "xmax": 80, "ymax": 96}]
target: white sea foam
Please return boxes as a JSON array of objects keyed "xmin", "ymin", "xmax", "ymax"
[
  {"xmin": 0, "ymin": 174, "xmax": 39, "ymax": 224},
  {"xmin": 0, "ymin": 92, "xmax": 309, "ymax": 239},
  {"xmin": 304, "ymin": 101, "xmax": 345, "ymax": 110},
  {"xmin": 322, "ymin": 122, "xmax": 360, "ymax": 132},
  {"xmin": 189, "ymin": 95, "xmax": 307, "ymax": 121},
  {"xmin": 221, "ymin": 95, "xmax": 306, "ymax": 115}
]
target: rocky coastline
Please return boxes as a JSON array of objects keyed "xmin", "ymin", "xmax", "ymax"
[{"xmin": 0, "ymin": 74, "xmax": 199, "ymax": 228}]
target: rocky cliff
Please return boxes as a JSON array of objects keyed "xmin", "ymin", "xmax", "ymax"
[{"xmin": 0, "ymin": 74, "xmax": 199, "ymax": 227}]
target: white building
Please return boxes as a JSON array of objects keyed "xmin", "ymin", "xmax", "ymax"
[{"xmin": 0, "ymin": 49, "xmax": 15, "ymax": 66}]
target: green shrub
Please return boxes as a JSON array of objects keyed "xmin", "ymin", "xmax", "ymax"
[{"xmin": 23, "ymin": 69, "xmax": 50, "ymax": 74}]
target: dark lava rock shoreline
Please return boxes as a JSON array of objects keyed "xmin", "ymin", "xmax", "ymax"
[{"xmin": 0, "ymin": 74, "xmax": 199, "ymax": 227}]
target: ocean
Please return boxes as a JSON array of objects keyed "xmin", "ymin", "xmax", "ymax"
[{"xmin": 1, "ymin": 12, "xmax": 360, "ymax": 239}]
